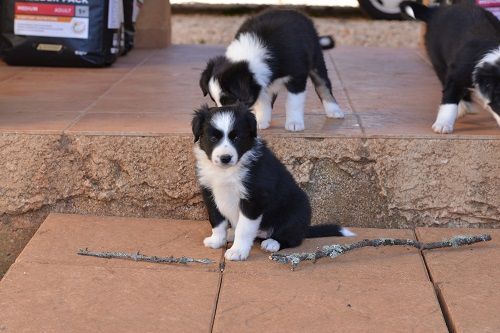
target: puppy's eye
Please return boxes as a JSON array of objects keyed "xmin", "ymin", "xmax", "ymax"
[
  {"xmin": 210, "ymin": 136, "xmax": 218, "ymax": 143},
  {"xmin": 233, "ymin": 136, "xmax": 240, "ymax": 141}
]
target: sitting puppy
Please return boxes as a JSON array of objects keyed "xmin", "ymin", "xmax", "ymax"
[
  {"xmin": 199, "ymin": 9, "xmax": 344, "ymax": 132},
  {"xmin": 400, "ymin": 1, "xmax": 500, "ymax": 133},
  {"xmin": 192, "ymin": 104, "xmax": 354, "ymax": 261}
]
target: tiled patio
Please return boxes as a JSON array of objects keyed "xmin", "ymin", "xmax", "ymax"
[
  {"xmin": 1, "ymin": 213, "xmax": 498, "ymax": 332},
  {"xmin": 0, "ymin": 45, "xmax": 499, "ymax": 137}
]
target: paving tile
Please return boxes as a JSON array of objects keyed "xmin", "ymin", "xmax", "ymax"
[
  {"xmin": 416, "ymin": 228, "xmax": 500, "ymax": 332},
  {"xmin": 0, "ymin": 111, "xmax": 80, "ymax": 134},
  {"xmin": 214, "ymin": 276, "xmax": 446, "ymax": 333},
  {"xmin": 224, "ymin": 228, "xmax": 429, "ymax": 282},
  {"xmin": 16, "ymin": 213, "xmax": 223, "ymax": 272},
  {"xmin": 0, "ymin": 262, "xmax": 219, "ymax": 333}
]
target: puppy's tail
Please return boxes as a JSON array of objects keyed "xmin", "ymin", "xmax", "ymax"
[
  {"xmin": 319, "ymin": 35, "xmax": 335, "ymax": 50},
  {"xmin": 307, "ymin": 224, "xmax": 356, "ymax": 238},
  {"xmin": 399, "ymin": 1, "xmax": 435, "ymax": 22}
]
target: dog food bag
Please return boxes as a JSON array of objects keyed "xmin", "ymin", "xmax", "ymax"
[{"xmin": 0, "ymin": 0, "xmax": 124, "ymax": 67}]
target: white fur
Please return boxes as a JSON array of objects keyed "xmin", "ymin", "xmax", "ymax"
[
  {"xmin": 209, "ymin": 77, "xmax": 223, "ymax": 107},
  {"xmin": 404, "ymin": 5, "xmax": 416, "ymax": 19},
  {"xmin": 432, "ymin": 104, "xmax": 458, "ymax": 134},
  {"xmin": 261, "ymin": 238, "xmax": 280, "ymax": 252},
  {"xmin": 252, "ymin": 89, "xmax": 273, "ymax": 129},
  {"xmin": 323, "ymin": 101, "xmax": 345, "ymax": 118},
  {"xmin": 204, "ymin": 220, "xmax": 228, "ymax": 249},
  {"xmin": 340, "ymin": 227, "xmax": 356, "ymax": 237},
  {"xmin": 471, "ymin": 88, "xmax": 500, "ymax": 127},
  {"xmin": 211, "ymin": 112, "xmax": 237, "ymax": 166},
  {"xmin": 267, "ymin": 76, "xmax": 290, "ymax": 95},
  {"xmin": 194, "ymin": 140, "xmax": 262, "ymax": 227},
  {"xmin": 285, "ymin": 91, "xmax": 306, "ymax": 131},
  {"xmin": 226, "ymin": 32, "xmax": 272, "ymax": 88},
  {"xmin": 476, "ymin": 46, "xmax": 500, "ymax": 69},
  {"xmin": 225, "ymin": 213, "xmax": 262, "ymax": 261}
]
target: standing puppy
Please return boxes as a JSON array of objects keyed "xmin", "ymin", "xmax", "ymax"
[
  {"xmin": 400, "ymin": 1, "xmax": 500, "ymax": 133},
  {"xmin": 199, "ymin": 9, "xmax": 344, "ymax": 132},
  {"xmin": 192, "ymin": 104, "xmax": 353, "ymax": 261}
]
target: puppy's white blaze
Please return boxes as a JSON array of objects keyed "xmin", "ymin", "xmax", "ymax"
[
  {"xmin": 432, "ymin": 104, "xmax": 458, "ymax": 134},
  {"xmin": 211, "ymin": 111, "xmax": 237, "ymax": 166},
  {"xmin": 404, "ymin": 5, "xmax": 416, "ymax": 19},
  {"xmin": 253, "ymin": 89, "xmax": 273, "ymax": 129},
  {"xmin": 285, "ymin": 91, "xmax": 306, "ymax": 131},
  {"xmin": 323, "ymin": 101, "xmax": 345, "ymax": 118},
  {"xmin": 225, "ymin": 213, "xmax": 262, "ymax": 261},
  {"xmin": 204, "ymin": 220, "xmax": 228, "ymax": 249},
  {"xmin": 261, "ymin": 238, "xmax": 280, "ymax": 252},
  {"xmin": 208, "ymin": 77, "xmax": 223, "ymax": 107},
  {"xmin": 226, "ymin": 32, "xmax": 272, "ymax": 87},
  {"xmin": 340, "ymin": 227, "xmax": 356, "ymax": 237}
]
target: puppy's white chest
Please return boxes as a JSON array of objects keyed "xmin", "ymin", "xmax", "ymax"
[{"xmin": 211, "ymin": 180, "xmax": 241, "ymax": 227}]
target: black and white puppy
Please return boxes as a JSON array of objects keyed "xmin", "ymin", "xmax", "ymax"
[
  {"xmin": 192, "ymin": 104, "xmax": 353, "ymax": 261},
  {"xmin": 400, "ymin": 1, "xmax": 500, "ymax": 133},
  {"xmin": 199, "ymin": 9, "xmax": 344, "ymax": 132}
]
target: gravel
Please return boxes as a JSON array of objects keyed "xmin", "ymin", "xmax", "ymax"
[{"xmin": 172, "ymin": 14, "xmax": 422, "ymax": 48}]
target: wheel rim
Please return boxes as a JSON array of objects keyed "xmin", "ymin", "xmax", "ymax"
[{"xmin": 369, "ymin": 0, "xmax": 405, "ymax": 14}]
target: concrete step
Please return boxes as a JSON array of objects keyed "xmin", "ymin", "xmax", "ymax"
[{"xmin": 1, "ymin": 213, "xmax": 499, "ymax": 332}]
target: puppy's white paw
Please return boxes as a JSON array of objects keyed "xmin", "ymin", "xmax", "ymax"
[
  {"xmin": 261, "ymin": 239, "xmax": 280, "ymax": 252},
  {"xmin": 285, "ymin": 120, "xmax": 305, "ymax": 132},
  {"xmin": 226, "ymin": 228, "xmax": 235, "ymax": 242},
  {"xmin": 257, "ymin": 120, "xmax": 270, "ymax": 130},
  {"xmin": 203, "ymin": 235, "xmax": 226, "ymax": 249},
  {"xmin": 324, "ymin": 102, "xmax": 345, "ymax": 119},
  {"xmin": 224, "ymin": 246, "xmax": 250, "ymax": 261},
  {"xmin": 432, "ymin": 121, "xmax": 454, "ymax": 134}
]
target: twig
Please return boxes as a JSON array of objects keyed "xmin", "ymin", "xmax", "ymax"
[
  {"xmin": 77, "ymin": 248, "xmax": 213, "ymax": 265},
  {"xmin": 270, "ymin": 234, "xmax": 492, "ymax": 270}
]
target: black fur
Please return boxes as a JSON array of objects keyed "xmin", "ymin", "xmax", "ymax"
[
  {"xmin": 199, "ymin": 9, "xmax": 337, "ymax": 109},
  {"xmin": 192, "ymin": 104, "xmax": 348, "ymax": 250},
  {"xmin": 400, "ymin": 1, "xmax": 500, "ymax": 117}
]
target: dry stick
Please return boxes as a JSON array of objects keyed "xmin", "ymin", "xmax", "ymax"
[
  {"xmin": 270, "ymin": 234, "xmax": 492, "ymax": 270},
  {"xmin": 77, "ymin": 248, "xmax": 213, "ymax": 265}
]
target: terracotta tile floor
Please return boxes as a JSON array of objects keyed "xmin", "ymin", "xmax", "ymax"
[
  {"xmin": 0, "ymin": 45, "xmax": 498, "ymax": 138},
  {"xmin": 1, "ymin": 213, "xmax": 499, "ymax": 332}
]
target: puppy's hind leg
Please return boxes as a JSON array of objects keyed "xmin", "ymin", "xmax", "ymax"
[
  {"xmin": 261, "ymin": 239, "xmax": 280, "ymax": 253},
  {"xmin": 310, "ymin": 59, "xmax": 344, "ymax": 119},
  {"xmin": 252, "ymin": 89, "xmax": 273, "ymax": 130},
  {"xmin": 285, "ymin": 76, "xmax": 308, "ymax": 131}
]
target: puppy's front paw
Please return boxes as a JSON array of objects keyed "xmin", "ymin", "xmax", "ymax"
[
  {"xmin": 203, "ymin": 235, "xmax": 226, "ymax": 249},
  {"xmin": 285, "ymin": 120, "xmax": 305, "ymax": 132},
  {"xmin": 432, "ymin": 121, "xmax": 454, "ymax": 134},
  {"xmin": 257, "ymin": 120, "xmax": 270, "ymax": 130},
  {"xmin": 324, "ymin": 102, "xmax": 345, "ymax": 119},
  {"xmin": 261, "ymin": 239, "xmax": 280, "ymax": 252},
  {"xmin": 224, "ymin": 246, "xmax": 250, "ymax": 261}
]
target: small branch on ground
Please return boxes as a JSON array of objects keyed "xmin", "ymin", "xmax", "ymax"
[
  {"xmin": 77, "ymin": 248, "xmax": 213, "ymax": 265},
  {"xmin": 270, "ymin": 234, "xmax": 492, "ymax": 270}
]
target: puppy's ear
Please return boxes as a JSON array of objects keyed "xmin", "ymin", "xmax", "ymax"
[
  {"xmin": 200, "ymin": 61, "xmax": 214, "ymax": 97},
  {"xmin": 192, "ymin": 105, "xmax": 210, "ymax": 142},
  {"xmin": 242, "ymin": 104, "xmax": 257, "ymax": 138}
]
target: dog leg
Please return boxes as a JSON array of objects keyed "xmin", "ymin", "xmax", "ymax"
[
  {"xmin": 204, "ymin": 220, "xmax": 228, "ymax": 249},
  {"xmin": 432, "ymin": 79, "xmax": 463, "ymax": 134},
  {"xmin": 225, "ymin": 213, "xmax": 261, "ymax": 261},
  {"xmin": 310, "ymin": 70, "xmax": 344, "ymax": 119},
  {"xmin": 285, "ymin": 91, "xmax": 306, "ymax": 131},
  {"xmin": 261, "ymin": 238, "xmax": 280, "ymax": 252},
  {"xmin": 252, "ymin": 89, "xmax": 273, "ymax": 129}
]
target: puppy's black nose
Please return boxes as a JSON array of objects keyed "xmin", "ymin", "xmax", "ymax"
[{"xmin": 220, "ymin": 155, "xmax": 232, "ymax": 164}]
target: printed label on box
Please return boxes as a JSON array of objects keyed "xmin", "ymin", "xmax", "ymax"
[{"xmin": 14, "ymin": 1, "xmax": 89, "ymax": 39}]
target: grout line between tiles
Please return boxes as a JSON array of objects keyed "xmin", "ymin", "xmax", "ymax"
[
  {"xmin": 413, "ymin": 229, "xmax": 454, "ymax": 333},
  {"xmin": 328, "ymin": 50, "xmax": 366, "ymax": 137},
  {"xmin": 209, "ymin": 249, "xmax": 226, "ymax": 333},
  {"xmin": 62, "ymin": 50, "xmax": 160, "ymax": 132}
]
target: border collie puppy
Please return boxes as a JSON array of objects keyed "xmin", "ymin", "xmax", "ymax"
[
  {"xmin": 400, "ymin": 1, "xmax": 500, "ymax": 133},
  {"xmin": 192, "ymin": 104, "xmax": 354, "ymax": 261},
  {"xmin": 199, "ymin": 9, "xmax": 344, "ymax": 132}
]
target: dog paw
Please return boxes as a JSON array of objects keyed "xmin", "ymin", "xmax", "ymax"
[
  {"xmin": 257, "ymin": 120, "xmax": 270, "ymax": 130},
  {"xmin": 261, "ymin": 239, "xmax": 280, "ymax": 252},
  {"xmin": 432, "ymin": 121, "xmax": 454, "ymax": 134},
  {"xmin": 324, "ymin": 102, "xmax": 345, "ymax": 119},
  {"xmin": 224, "ymin": 246, "xmax": 250, "ymax": 261},
  {"xmin": 285, "ymin": 120, "xmax": 305, "ymax": 131},
  {"xmin": 203, "ymin": 235, "xmax": 226, "ymax": 249}
]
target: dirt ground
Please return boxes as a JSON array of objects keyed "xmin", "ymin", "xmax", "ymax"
[{"xmin": 172, "ymin": 14, "xmax": 422, "ymax": 48}]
